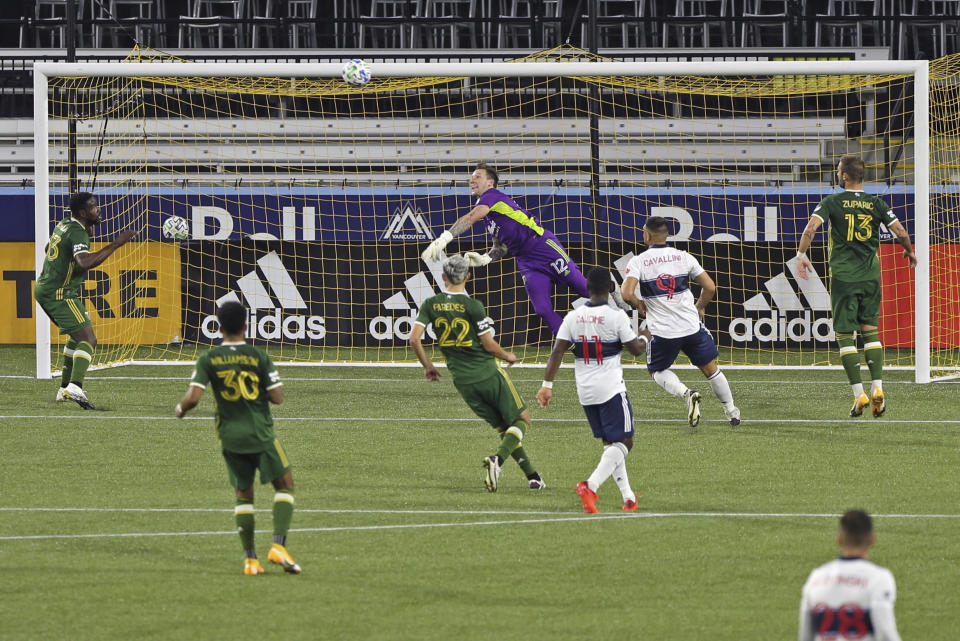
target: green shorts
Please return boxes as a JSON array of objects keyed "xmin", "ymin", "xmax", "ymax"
[
  {"xmin": 36, "ymin": 293, "xmax": 91, "ymax": 335},
  {"xmin": 453, "ymin": 367, "xmax": 527, "ymax": 429},
  {"xmin": 221, "ymin": 438, "xmax": 292, "ymax": 490},
  {"xmin": 830, "ymin": 278, "xmax": 881, "ymax": 333}
]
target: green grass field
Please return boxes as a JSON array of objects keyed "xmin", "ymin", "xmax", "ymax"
[{"xmin": 1, "ymin": 344, "xmax": 958, "ymax": 641}]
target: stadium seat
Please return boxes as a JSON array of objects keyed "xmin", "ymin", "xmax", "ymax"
[
  {"xmin": 178, "ymin": 0, "xmax": 248, "ymax": 49},
  {"xmin": 814, "ymin": 0, "xmax": 887, "ymax": 48},
  {"xmin": 24, "ymin": 0, "xmax": 88, "ymax": 48},
  {"xmin": 739, "ymin": 0, "xmax": 791, "ymax": 47},
  {"xmin": 897, "ymin": 0, "xmax": 960, "ymax": 59},
  {"xmin": 580, "ymin": 0, "xmax": 656, "ymax": 49},
  {"xmin": 663, "ymin": 0, "xmax": 734, "ymax": 48},
  {"xmin": 93, "ymin": 0, "xmax": 163, "ymax": 48},
  {"xmin": 496, "ymin": 0, "xmax": 565, "ymax": 48},
  {"xmin": 359, "ymin": 0, "xmax": 423, "ymax": 48},
  {"xmin": 423, "ymin": 0, "xmax": 479, "ymax": 49}
]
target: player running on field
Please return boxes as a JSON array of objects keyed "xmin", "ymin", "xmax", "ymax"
[
  {"xmin": 421, "ymin": 163, "xmax": 627, "ymax": 335},
  {"xmin": 799, "ymin": 509, "xmax": 901, "ymax": 641},
  {"xmin": 621, "ymin": 216, "xmax": 740, "ymax": 428},
  {"xmin": 34, "ymin": 192, "xmax": 137, "ymax": 409},
  {"xmin": 537, "ymin": 267, "xmax": 647, "ymax": 513},
  {"xmin": 409, "ymin": 254, "xmax": 544, "ymax": 492},
  {"xmin": 175, "ymin": 301, "xmax": 301, "ymax": 576},
  {"xmin": 796, "ymin": 154, "xmax": 916, "ymax": 418}
]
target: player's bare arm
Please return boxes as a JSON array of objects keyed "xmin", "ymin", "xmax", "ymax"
[
  {"xmin": 74, "ymin": 228, "xmax": 139, "ymax": 271},
  {"xmin": 175, "ymin": 384, "xmax": 204, "ymax": 418},
  {"xmin": 479, "ymin": 331, "xmax": 517, "ymax": 365},
  {"xmin": 888, "ymin": 220, "xmax": 918, "ymax": 267},
  {"xmin": 796, "ymin": 215, "xmax": 823, "ymax": 279},
  {"xmin": 620, "ymin": 276, "xmax": 647, "ymax": 315},
  {"xmin": 536, "ymin": 337, "xmax": 571, "ymax": 408},
  {"xmin": 268, "ymin": 386, "xmax": 284, "ymax": 404},
  {"xmin": 422, "ymin": 204, "xmax": 490, "ymax": 263},
  {"xmin": 623, "ymin": 337, "xmax": 645, "ymax": 357},
  {"xmin": 409, "ymin": 323, "xmax": 440, "ymax": 381},
  {"xmin": 693, "ymin": 272, "xmax": 716, "ymax": 319}
]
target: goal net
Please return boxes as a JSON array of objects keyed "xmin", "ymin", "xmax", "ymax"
[{"xmin": 33, "ymin": 48, "xmax": 959, "ymax": 382}]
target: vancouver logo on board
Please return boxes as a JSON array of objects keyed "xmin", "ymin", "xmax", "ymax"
[
  {"xmin": 201, "ymin": 251, "xmax": 326, "ymax": 341},
  {"xmin": 728, "ymin": 256, "xmax": 834, "ymax": 344},
  {"xmin": 381, "ymin": 203, "xmax": 435, "ymax": 241}
]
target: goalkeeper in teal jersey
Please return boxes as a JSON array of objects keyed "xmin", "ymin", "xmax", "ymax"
[
  {"xmin": 34, "ymin": 192, "xmax": 137, "ymax": 409},
  {"xmin": 796, "ymin": 155, "xmax": 917, "ymax": 418},
  {"xmin": 410, "ymin": 255, "xmax": 544, "ymax": 492},
  {"xmin": 175, "ymin": 301, "xmax": 301, "ymax": 576}
]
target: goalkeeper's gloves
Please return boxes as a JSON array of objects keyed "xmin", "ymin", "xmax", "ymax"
[
  {"xmin": 464, "ymin": 251, "xmax": 493, "ymax": 267},
  {"xmin": 421, "ymin": 230, "xmax": 453, "ymax": 263}
]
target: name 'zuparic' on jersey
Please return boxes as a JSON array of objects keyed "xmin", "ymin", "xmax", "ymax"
[
  {"xmin": 556, "ymin": 303, "xmax": 637, "ymax": 406},
  {"xmin": 190, "ymin": 342, "xmax": 283, "ymax": 454},
  {"xmin": 812, "ymin": 190, "xmax": 899, "ymax": 283},
  {"xmin": 799, "ymin": 557, "xmax": 901, "ymax": 641},
  {"xmin": 624, "ymin": 245, "xmax": 705, "ymax": 339}
]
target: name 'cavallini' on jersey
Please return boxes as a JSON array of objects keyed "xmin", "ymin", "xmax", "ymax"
[
  {"xmin": 812, "ymin": 190, "xmax": 899, "ymax": 283},
  {"xmin": 190, "ymin": 342, "xmax": 283, "ymax": 453},
  {"xmin": 624, "ymin": 244, "xmax": 705, "ymax": 339},
  {"xmin": 413, "ymin": 291, "xmax": 498, "ymax": 384}
]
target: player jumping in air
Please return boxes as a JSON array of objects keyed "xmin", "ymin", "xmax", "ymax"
[
  {"xmin": 621, "ymin": 216, "xmax": 740, "ymax": 428},
  {"xmin": 420, "ymin": 163, "xmax": 600, "ymax": 335},
  {"xmin": 796, "ymin": 155, "xmax": 917, "ymax": 418},
  {"xmin": 34, "ymin": 192, "xmax": 137, "ymax": 409},
  {"xmin": 409, "ymin": 255, "xmax": 545, "ymax": 492},
  {"xmin": 175, "ymin": 301, "xmax": 301, "ymax": 576},
  {"xmin": 537, "ymin": 267, "xmax": 647, "ymax": 513}
]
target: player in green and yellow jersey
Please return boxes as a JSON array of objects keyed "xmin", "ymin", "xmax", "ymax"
[
  {"xmin": 35, "ymin": 192, "xmax": 137, "ymax": 409},
  {"xmin": 410, "ymin": 255, "xmax": 544, "ymax": 493},
  {"xmin": 175, "ymin": 301, "xmax": 301, "ymax": 576},
  {"xmin": 796, "ymin": 155, "xmax": 917, "ymax": 418}
]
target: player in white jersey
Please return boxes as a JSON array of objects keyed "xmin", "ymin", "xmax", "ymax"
[
  {"xmin": 622, "ymin": 216, "xmax": 740, "ymax": 428},
  {"xmin": 537, "ymin": 267, "xmax": 647, "ymax": 513},
  {"xmin": 799, "ymin": 509, "xmax": 901, "ymax": 641}
]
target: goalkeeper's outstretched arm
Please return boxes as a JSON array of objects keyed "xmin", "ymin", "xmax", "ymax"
[{"xmin": 422, "ymin": 204, "xmax": 490, "ymax": 263}]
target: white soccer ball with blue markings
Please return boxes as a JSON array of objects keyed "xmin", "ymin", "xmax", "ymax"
[
  {"xmin": 162, "ymin": 215, "xmax": 189, "ymax": 240},
  {"xmin": 341, "ymin": 59, "xmax": 371, "ymax": 87}
]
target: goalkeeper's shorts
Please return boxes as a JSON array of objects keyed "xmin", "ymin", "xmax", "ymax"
[
  {"xmin": 830, "ymin": 278, "xmax": 881, "ymax": 333},
  {"xmin": 454, "ymin": 367, "xmax": 527, "ymax": 429}
]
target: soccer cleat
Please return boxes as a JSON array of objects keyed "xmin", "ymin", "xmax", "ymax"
[
  {"xmin": 725, "ymin": 406, "xmax": 742, "ymax": 427},
  {"xmin": 850, "ymin": 393, "xmax": 870, "ymax": 417},
  {"xmin": 685, "ymin": 390, "xmax": 702, "ymax": 427},
  {"xmin": 243, "ymin": 558, "xmax": 265, "ymax": 575},
  {"xmin": 64, "ymin": 382, "xmax": 95, "ymax": 410},
  {"xmin": 576, "ymin": 481, "xmax": 598, "ymax": 514},
  {"xmin": 622, "ymin": 499, "xmax": 639, "ymax": 511},
  {"xmin": 55, "ymin": 387, "xmax": 69, "ymax": 402},
  {"xmin": 267, "ymin": 543, "xmax": 302, "ymax": 574},
  {"xmin": 528, "ymin": 474, "xmax": 546, "ymax": 490},
  {"xmin": 482, "ymin": 455, "xmax": 501, "ymax": 492},
  {"xmin": 871, "ymin": 388, "xmax": 886, "ymax": 418}
]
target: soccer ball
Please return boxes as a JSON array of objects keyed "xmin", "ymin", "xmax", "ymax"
[
  {"xmin": 341, "ymin": 59, "xmax": 371, "ymax": 87},
  {"xmin": 162, "ymin": 215, "xmax": 189, "ymax": 240}
]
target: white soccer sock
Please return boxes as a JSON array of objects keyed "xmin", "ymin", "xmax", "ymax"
[
  {"xmin": 852, "ymin": 382, "xmax": 865, "ymax": 398},
  {"xmin": 707, "ymin": 369, "xmax": 735, "ymax": 408},
  {"xmin": 871, "ymin": 379, "xmax": 883, "ymax": 394},
  {"xmin": 587, "ymin": 443, "xmax": 625, "ymax": 492},
  {"xmin": 608, "ymin": 443, "xmax": 634, "ymax": 502},
  {"xmin": 653, "ymin": 369, "xmax": 689, "ymax": 399}
]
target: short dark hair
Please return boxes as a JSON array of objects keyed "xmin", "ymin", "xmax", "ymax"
[
  {"xmin": 840, "ymin": 509, "xmax": 873, "ymax": 547},
  {"xmin": 839, "ymin": 155, "xmax": 865, "ymax": 184},
  {"xmin": 587, "ymin": 266, "xmax": 612, "ymax": 295},
  {"xmin": 69, "ymin": 192, "xmax": 96, "ymax": 217},
  {"xmin": 644, "ymin": 216, "xmax": 671, "ymax": 236},
  {"xmin": 217, "ymin": 301, "xmax": 247, "ymax": 336},
  {"xmin": 475, "ymin": 163, "xmax": 499, "ymax": 187}
]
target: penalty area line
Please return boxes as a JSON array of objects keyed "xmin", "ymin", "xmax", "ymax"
[{"xmin": 2, "ymin": 511, "xmax": 959, "ymax": 541}]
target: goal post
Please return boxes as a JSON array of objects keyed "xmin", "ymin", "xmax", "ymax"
[{"xmin": 32, "ymin": 54, "xmax": 957, "ymax": 382}]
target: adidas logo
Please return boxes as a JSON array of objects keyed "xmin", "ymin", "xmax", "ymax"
[
  {"xmin": 381, "ymin": 203, "xmax": 435, "ymax": 241},
  {"xmin": 729, "ymin": 256, "xmax": 835, "ymax": 343},
  {"xmin": 201, "ymin": 251, "xmax": 326, "ymax": 341},
  {"xmin": 370, "ymin": 266, "xmax": 442, "ymax": 341}
]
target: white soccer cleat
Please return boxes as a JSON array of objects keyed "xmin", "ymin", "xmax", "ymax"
[
  {"xmin": 725, "ymin": 405, "xmax": 741, "ymax": 427},
  {"xmin": 55, "ymin": 387, "xmax": 69, "ymax": 402},
  {"xmin": 64, "ymin": 382, "xmax": 96, "ymax": 410},
  {"xmin": 685, "ymin": 390, "xmax": 702, "ymax": 427},
  {"xmin": 482, "ymin": 455, "xmax": 501, "ymax": 492}
]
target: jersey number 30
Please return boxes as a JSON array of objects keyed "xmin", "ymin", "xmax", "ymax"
[{"xmin": 216, "ymin": 370, "xmax": 260, "ymax": 401}]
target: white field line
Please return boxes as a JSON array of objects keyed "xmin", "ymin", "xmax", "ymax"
[
  {"xmin": 2, "ymin": 510, "xmax": 958, "ymax": 542},
  {"xmin": 2, "ymin": 414, "xmax": 960, "ymax": 424}
]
